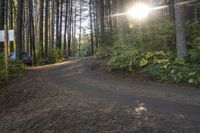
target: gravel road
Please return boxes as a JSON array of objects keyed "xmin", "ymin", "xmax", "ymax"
[{"xmin": 0, "ymin": 57, "xmax": 200, "ymax": 133}]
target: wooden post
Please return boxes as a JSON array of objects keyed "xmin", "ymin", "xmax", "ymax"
[
  {"xmin": 4, "ymin": 25, "xmax": 9, "ymax": 81},
  {"xmin": 4, "ymin": 0, "xmax": 9, "ymax": 81}
]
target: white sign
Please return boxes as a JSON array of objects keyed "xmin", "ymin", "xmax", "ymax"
[{"xmin": 0, "ymin": 30, "xmax": 15, "ymax": 42}]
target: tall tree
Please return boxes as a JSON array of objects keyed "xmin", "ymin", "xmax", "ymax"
[
  {"xmin": 45, "ymin": 0, "xmax": 49, "ymax": 57},
  {"xmin": 79, "ymin": 0, "xmax": 82, "ymax": 56},
  {"xmin": 9, "ymin": 0, "xmax": 14, "ymax": 53},
  {"xmin": 0, "ymin": 0, "xmax": 5, "ymax": 52},
  {"xmin": 29, "ymin": 0, "xmax": 36, "ymax": 63},
  {"xmin": 64, "ymin": 0, "xmax": 69, "ymax": 56},
  {"xmin": 169, "ymin": 0, "xmax": 175, "ymax": 20},
  {"xmin": 56, "ymin": 0, "xmax": 60, "ymax": 48},
  {"xmin": 16, "ymin": 0, "xmax": 24, "ymax": 59},
  {"xmin": 99, "ymin": 0, "xmax": 105, "ymax": 44},
  {"xmin": 59, "ymin": 0, "xmax": 64, "ymax": 49},
  {"xmin": 67, "ymin": 0, "xmax": 72, "ymax": 56},
  {"xmin": 89, "ymin": 0, "xmax": 94, "ymax": 55},
  {"xmin": 175, "ymin": 0, "xmax": 187, "ymax": 57},
  {"xmin": 51, "ymin": 0, "xmax": 55, "ymax": 48},
  {"xmin": 39, "ymin": 0, "xmax": 44, "ymax": 57}
]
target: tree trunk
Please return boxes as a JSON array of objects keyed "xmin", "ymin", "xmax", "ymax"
[
  {"xmin": 45, "ymin": 0, "xmax": 49, "ymax": 57},
  {"xmin": 175, "ymin": 0, "xmax": 187, "ymax": 58},
  {"xmin": 169, "ymin": 0, "xmax": 175, "ymax": 20},
  {"xmin": 67, "ymin": 0, "xmax": 72, "ymax": 56},
  {"xmin": 16, "ymin": 0, "xmax": 24, "ymax": 59},
  {"xmin": 89, "ymin": 0, "xmax": 94, "ymax": 55},
  {"xmin": 51, "ymin": 0, "xmax": 55, "ymax": 48},
  {"xmin": 0, "ymin": 0, "xmax": 5, "ymax": 52},
  {"xmin": 39, "ymin": 0, "xmax": 44, "ymax": 57},
  {"xmin": 59, "ymin": 0, "xmax": 63, "ymax": 49},
  {"xmin": 63, "ymin": 0, "xmax": 69, "ymax": 56},
  {"xmin": 9, "ymin": 0, "xmax": 14, "ymax": 53},
  {"xmin": 99, "ymin": 0, "xmax": 105, "ymax": 44},
  {"xmin": 56, "ymin": 0, "xmax": 60, "ymax": 48},
  {"xmin": 79, "ymin": 0, "xmax": 82, "ymax": 57},
  {"xmin": 29, "ymin": 0, "xmax": 36, "ymax": 63}
]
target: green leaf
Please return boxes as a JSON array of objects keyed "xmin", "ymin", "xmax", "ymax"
[{"xmin": 140, "ymin": 58, "xmax": 148, "ymax": 67}]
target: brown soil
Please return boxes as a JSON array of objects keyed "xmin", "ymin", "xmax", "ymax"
[{"xmin": 0, "ymin": 57, "xmax": 200, "ymax": 133}]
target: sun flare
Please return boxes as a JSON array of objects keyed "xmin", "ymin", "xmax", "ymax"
[{"xmin": 128, "ymin": 3, "xmax": 150, "ymax": 19}]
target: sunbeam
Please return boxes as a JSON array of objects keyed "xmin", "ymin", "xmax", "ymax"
[{"xmin": 110, "ymin": 0, "xmax": 198, "ymax": 18}]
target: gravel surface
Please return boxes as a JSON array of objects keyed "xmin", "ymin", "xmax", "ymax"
[{"xmin": 0, "ymin": 57, "xmax": 200, "ymax": 133}]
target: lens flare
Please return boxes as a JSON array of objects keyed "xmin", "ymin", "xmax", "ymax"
[{"xmin": 128, "ymin": 3, "xmax": 150, "ymax": 19}]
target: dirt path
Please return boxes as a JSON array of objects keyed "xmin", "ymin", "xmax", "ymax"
[{"xmin": 0, "ymin": 57, "xmax": 200, "ymax": 133}]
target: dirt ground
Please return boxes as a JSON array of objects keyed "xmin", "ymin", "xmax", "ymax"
[{"xmin": 0, "ymin": 57, "xmax": 200, "ymax": 133}]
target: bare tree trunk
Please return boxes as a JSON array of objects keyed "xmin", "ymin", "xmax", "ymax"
[
  {"xmin": 9, "ymin": 0, "xmax": 14, "ymax": 53},
  {"xmin": 63, "ymin": 0, "xmax": 69, "ymax": 56},
  {"xmin": 67, "ymin": 0, "xmax": 72, "ymax": 56},
  {"xmin": 45, "ymin": 0, "xmax": 49, "ymax": 57},
  {"xmin": 39, "ymin": 0, "xmax": 44, "ymax": 57},
  {"xmin": 25, "ymin": 0, "xmax": 30, "ymax": 54},
  {"xmin": 16, "ymin": 0, "xmax": 24, "ymax": 59},
  {"xmin": 29, "ymin": 0, "xmax": 36, "ymax": 64},
  {"xmin": 59, "ymin": 0, "xmax": 63, "ymax": 49},
  {"xmin": 95, "ymin": 0, "xmax": 100, "ymax": 48},
  {"xmin": 93, "ymin": 1, "xmax": 98, "ymax": 51},
  {"xmin": 89, "ymin": 0, "xmax": 94, "ymax": 55},
  {"xmin": 108, "ymin": 0, "xmax": 112, "ymax": 31},
  {"xmin": 79, "ymin": 0, "xmax": 82, "ymax": 57},
  {"xmin": 0, "ymin": 0, "xmax": 5, "ymax": 52},
  {"xmin": 169, "ymin": 0, "xmax": 175, "ymax": 20},
  {"xmin": 175, "ymin": 0, "xmax": 187, "ymax": 58},
  {"xmin": 51, "ymin": 0, "xmax": 55, "ymax": 48},
  {"xmin": 56, "ymin": 0, "xmax": 60, "ymax": 48},
  {"xmin": 72, "ymin": 0, "xmax": 77, "ymax": 56},
  {"xmin": 99, "ymin": 0, "xmax": 105, "ymax": 44}
]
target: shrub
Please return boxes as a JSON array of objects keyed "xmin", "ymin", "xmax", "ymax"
[
  {"xmin": 36, "ymin": 48, "xmax": 65, "ymax": 66},
  {"xmin": 95, "ymin": 46, "xmax": 113, "ymax": 59},
  {"xmin": 98, "ymin": 18, "xmax": 200, "ymax": 86},
  {"xmin": 107, "ymin": 44, "xmax": 139, "ymax": 71},
  {"xmin": 79, "ymin": 43, "xmax": 92, "ymax": 57},
  {"xmin": 0, "ymin": 52, "xmax": 25, "ymax": 85}
]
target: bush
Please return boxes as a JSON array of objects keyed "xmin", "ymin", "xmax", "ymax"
[
  {"xmin": 107, "ymin": 45, "xmax": 139, "ymax": 71},
  {"xmin": 170, "ymin": 63, "xmax": 200, "ymax": 85},
  {"xmin": 95, "ymin": 46, "xmax": 113, "ymax": 59},
  {"xmin": 97, "ymin": 18, "xmax": 200, "ymax": 86},
  {"xmin": 0, "ymin": 52, "xmax": 25, "ymax": 85},
  {"xmin": 79, "ymin": 43, "xmax": 92, "ymax": 57},
  {"xmin": 36, "ymin": 48, "xmax": 65, "ymax": 66}
]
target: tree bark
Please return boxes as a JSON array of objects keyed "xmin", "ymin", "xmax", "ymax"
[
  {"xmin": 9, "ymin": 0, "xmax": 14, "ymax": 53},
  {"xmin": 16, "ymin": 0, "xmax": 24, "ymax": 59},
  {"xmin": 56, "ymin": 0, "xmax": 60, "ymax": 48},
  {"xmin": 39, "ymin": 0, "xmax": 44, "ymax": 57},
  {"xmin": 64, "ymin": 0, "xmax": 69, "ymax": 56},
  {"xmin": 59, "ymin": 0, "xmax": 63, "ymax": 49},
  {"xmin": 89, "ymin": 0, "xmax": 94, "ymax": 55},
  {"xmin": 175, "ymin": 0, "xmax": 187, "ymax": 58},
  {"xmin": 45, "ymin": 0, "xmax": 49, "ymax": 57},
  {"xmin": 51, "ymin": 0, "xmax": 55, "ymax": 48},
  {"xmin": 0, "ymin": 0, "xmax": 5, "ymax": 52},
  {"xmin": 79, "ymin": 0, "xmax": 82, "ymax": 56}
]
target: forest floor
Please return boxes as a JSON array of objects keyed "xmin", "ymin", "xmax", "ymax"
[{"xmin": 0, "ymin": 57, "xmax": 200, "ymax": 133}]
